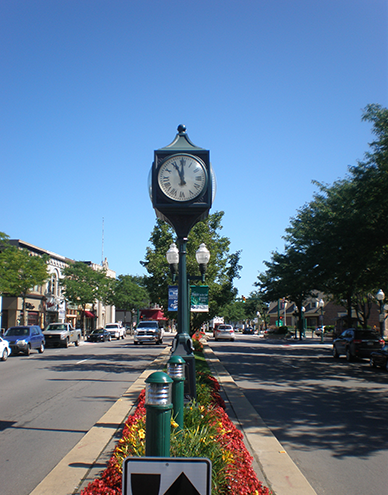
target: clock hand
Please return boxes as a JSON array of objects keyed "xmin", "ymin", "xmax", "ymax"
[{"xmin": 179, "ymin": 158, "xmax": 186, "ymax": 186}]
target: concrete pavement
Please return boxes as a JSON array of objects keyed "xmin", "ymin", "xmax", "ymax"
[{"xmin": 30, "ymin": 343, "xmax": 318, "ymax": 495}]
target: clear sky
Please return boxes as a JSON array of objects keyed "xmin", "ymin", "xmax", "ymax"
[{"xmin": 1, "ymin": 0, "xmax": 387, "ymax": 297}]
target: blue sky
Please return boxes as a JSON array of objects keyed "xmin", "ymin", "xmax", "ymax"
[{"xmin": 1, "ymin": 0, "xmax": 387, "ymax": 297}]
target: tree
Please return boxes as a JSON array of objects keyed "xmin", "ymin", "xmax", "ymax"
[
  {"xmin": 257, "ymin": 246, "xmax": 318, "ymax": 338},
  {"xmin": 0, "ymin": 246, "xmax": 49, "ymax": 325},
  {"xmin": 141, "ymin": 211, "xmax": 242, "ymax": 333},
  {"xmin": 60, "ymin": 262, "xmax": 112, "ymax": 336},
  {"xmin": 109, "ymin": 275, "xmax": 149, "ymax": 329}
]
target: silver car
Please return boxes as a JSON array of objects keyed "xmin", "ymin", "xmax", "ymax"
[{"xmin": 214, "ymin": 324, "xmax": 235, "ymax": 341}]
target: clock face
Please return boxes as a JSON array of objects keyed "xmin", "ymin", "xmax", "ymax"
[{"xmin": 158, "ymin": 154, "xmax": 207, "ymax": 202}]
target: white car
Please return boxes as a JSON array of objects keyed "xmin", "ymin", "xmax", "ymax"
[
  {"xmin": 105, "ymin": 323, "xmax": 126, "ymax": 340},
  {"xmin": 214, "ymin": 324, "xmax": 235, "ymax": 341},
  {"xmin": 0, "ymin": 336, "xmax": 11, "ymax": 361},
  {"xmin": 134, "ymin": 321, "xmax": 164, "ymax": 345}
]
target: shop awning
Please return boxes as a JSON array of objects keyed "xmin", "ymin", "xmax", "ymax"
[
  {"xmin": 84, "ymin": 311, "xmax": 95, "ymax": 318},
  {"xmin": 140, "ymin": 309, "xmax": 167, "ymax": 321}
]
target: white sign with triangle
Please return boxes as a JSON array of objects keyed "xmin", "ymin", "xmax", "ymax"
[{"xmin": 123, "ymin": 457, "xmax": 211, "ymax": 495}]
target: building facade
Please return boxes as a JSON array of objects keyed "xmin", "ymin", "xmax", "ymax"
[{"xmin": 0, "ymin": 240, "xmax": 116, "ymax": 332}]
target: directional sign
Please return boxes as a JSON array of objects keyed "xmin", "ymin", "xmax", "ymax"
[{"xmin": 123, "ymin": 457, "xmax": 211, "ymax": 495}]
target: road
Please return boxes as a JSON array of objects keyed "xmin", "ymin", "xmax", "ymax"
[
  {"xmin": 208, "ymin": 335, "xmax": 388, "ymax": 495},
  {"xmin": 0, "ymin": 335, "xmax": 173, "ymax": 495}
]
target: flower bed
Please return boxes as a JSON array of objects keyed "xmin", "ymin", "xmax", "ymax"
[{"xmin": 81, "ymin": 367, "xmax": 271, "ymax": 495}]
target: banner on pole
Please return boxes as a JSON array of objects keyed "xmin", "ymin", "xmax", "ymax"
[
  {"xmin": 168, "ymin": 286, "xmax": 178, "ymax": 312},
  {"xmin": 190, "ymin": 286, "xmax": 209, "ymax": 312}
]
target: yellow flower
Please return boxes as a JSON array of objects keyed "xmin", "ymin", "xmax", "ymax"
[
  {"xmin": 171, "ymin": 418, "xmax": 179, "ymax": 428},
  {"xmin": 138, "ymin": 428, "xmax": 145, "ymax": 440}
]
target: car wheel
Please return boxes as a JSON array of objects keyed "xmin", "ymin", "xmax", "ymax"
[
  {"xmin": 370, "ymin": 357, "xmax": 376, "ymax": 367},
  {"xmin": 64, "ymin": 338, "xmax": 69, "ymax": 348},
  {"xmin": 332, "ymin": 346, "xmax": 339, "ymax": 358},
  {"xmin": 1, "ymin": 348, "xmax": 8, "ymax": 361},
  {"xmin": 25, "ymin": 345, "xmax": 31, "ymax": 356},
  {"xmin": 385, "ymin": 361, "xmax": 388, "ymax": 372},
  {"xmin": 38, "ymin": 343, "xmax": 44, "ymax": 354},
  {"xmin": 346, "ymin": 348, "xmax": 353, "ymax": 362},
  {"xmin": 75, "ymin": 338, "xmax": 80, "ymax": 346}
]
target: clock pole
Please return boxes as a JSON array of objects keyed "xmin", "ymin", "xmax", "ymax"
[{"xmin": 150, "ymin": 125, "xmax": 215, "ymax": 400}]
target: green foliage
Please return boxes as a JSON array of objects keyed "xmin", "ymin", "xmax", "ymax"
[
  {"xmin": 61, "ymin": 261, "xmax": 112, "ymax": 308},
  {"xmin": 109, "ymin": 275, "xmax": 149, "ymax": 311},
  {"xmin": 141, "ymin": 212, "xmax": 242, "ymax": 332},
  {"xmin": 257, "ymin": 104, "xmax": 388, "ymax": 330},
  {"xmin": 0, "ymin": 245, "xmax": 49, "ymax": 325}
]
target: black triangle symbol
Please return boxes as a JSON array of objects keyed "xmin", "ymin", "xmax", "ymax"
[{"xmin": 163, "ymin": 472, "xmax": 200, "ymax": 495}]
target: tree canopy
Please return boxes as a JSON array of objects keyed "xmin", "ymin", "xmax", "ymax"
[
  {"xmin": 257, "ymin": 104, "xmax": 388, "ymax": 329},
  {"xmin": 141, "ymin": 211, "xmax": 242, "ymax": 332},
  {"xmin": 0, "ymin": 243, "xmax": 49, "ymax": 325}
]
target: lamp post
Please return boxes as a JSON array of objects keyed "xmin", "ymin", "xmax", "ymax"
[
  {"xmin": 301, "ymin": 306, "xmax": 305, "ymax": 339},
  {"xmin": 319, "ymin": 298, "xmax": 324, "ymax": 343},
  {"xmin": 166, "ymin": 242, "xmax": 210, "ymax": 400},
  {"xmin": 376, "ymin": 289, "xmax": 385, "ymax": 338}
]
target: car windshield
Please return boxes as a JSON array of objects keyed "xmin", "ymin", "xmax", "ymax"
[
  {"xmin": 5, "ymin": 327, "xmax": 29, "ymax": 336},
  {"xmin": 105, "ymin": 324, "xmax": 117, "ymax": 329},
  {"xmin": 47, "ymin": 324, "xmax": 66, "ymax": 330},
  {"xmin": 137, "ymin": 322, "xmax": 158, "ymax": 328},
  {"xmin": 91, "ymin": 329, "xmax": 103, "ymax": 334}
]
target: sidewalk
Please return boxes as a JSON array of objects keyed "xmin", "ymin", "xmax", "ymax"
[{"xmin": 31, "ymin": 344, "xmax": 318, "ymax": 495}]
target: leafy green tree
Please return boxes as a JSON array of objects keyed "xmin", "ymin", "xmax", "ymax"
[
  {"xmin": 141, "ymin": 212, "xmax": 242, "ymax": 333},
  {"xmin": 0, "ymin": 246, "xmax": 49, "ymax": 325},
  {"xmin": 60, "ymin": 262, "xmax": 112, "ymax": 336},
  {"xmin": 257, "ymin": 247, "xmax": 318, "ymax": 338},
  {"xmin": 109, "ymin": 275, "xmax": 149, "ymax": 329}
]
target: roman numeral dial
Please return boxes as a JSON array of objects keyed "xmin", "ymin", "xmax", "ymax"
[{"xmin": 158, "ymin": 154, "xmax": 207, "ymax": 202}]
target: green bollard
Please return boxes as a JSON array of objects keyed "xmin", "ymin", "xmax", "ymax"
[
  {"xmin": 145, "ymin": 372, "xmax": 173, "ymax": 457},
  {"xmin": 167, "ymin": 355, "xmax": 186, "ymax": 431}
]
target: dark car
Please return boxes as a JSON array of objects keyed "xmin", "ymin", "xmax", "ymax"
[
  {"xmin": 332, "ymin": 328, "xmax": 384, "ymax": 361},
  {"xmin": 370, "ymin": 345, "xmax": 388, "ymax": 371},
  {"xmin": 243, "ymin": 327, "xmax": 255, "ymax": 334},
  {"xmin": 3, "ymin": 325, "xmax": 45, "ymax": 355},
  {"xmin": 87, "ymin": 328, "xmax": 112, "ymax": 342}
]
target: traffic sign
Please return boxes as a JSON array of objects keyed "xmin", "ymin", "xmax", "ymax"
[{"xmin": 123, "ymin": 457, "xmax": 211, "ymax": 495}]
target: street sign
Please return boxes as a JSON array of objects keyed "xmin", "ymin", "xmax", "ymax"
[{"xmin": 123, "ymin": 457, "xmax": 211, "ymax": 495}]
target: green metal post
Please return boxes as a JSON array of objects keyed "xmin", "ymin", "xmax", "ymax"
[
  {"xmin": 145, "ymin": 372, "xmax": 173, "ymax": 457},
  {"xmin": 167, "ymin": 355, "xmax": 186, "ymax": 431}
]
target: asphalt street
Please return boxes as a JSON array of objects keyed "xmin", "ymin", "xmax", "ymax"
[{"xmin": 0, "ymin": 335, "xmax": 173, "ymax": 495}]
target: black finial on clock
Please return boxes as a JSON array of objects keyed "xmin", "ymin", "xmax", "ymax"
[{"xmin": 177, "ymin": 124, "xmax": 186, "ymax": 134}]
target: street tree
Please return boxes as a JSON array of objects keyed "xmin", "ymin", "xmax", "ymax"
[
  {"xmin": 60, "ymin": 262, "xmax": 112, "ymax": 336},
  {"xmin": 109, "ymin": 275, "xmax": 149, "ymax": 330},
  {"xmin": 0, "ymin": 246, "xmax": 49, "ymax": 325},
  {"xmin": 257, "ymin": 246, "xmax": 318, "ymax": 338},
  {"xmin": 141, "ymin": 211, "xmax": 242, "ymax": 333}
]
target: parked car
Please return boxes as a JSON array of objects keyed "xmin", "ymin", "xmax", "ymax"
[
  {"xmin": 87, "ymin": 328, "xmax": 112, "ymax": 342},
  {"xmin": 243, "ymin": 327, "xmax": 255, "ymax": 334},
  {"xmin": 134, "ymin": 321, "xmax": 164, "ymax": 344},
  {"xmin": 369, "ymin": 345, "xmax": 388, "ymax": 371},
  {"xmin": 3, "ymin": 325, "xmax": 45, "ymax": 355},
  {"xmin": 0, "ymin": 336, "xmax": 11, "ymax": 361},
  {"xmin": 105, "ymin": 323, "xmax": 126, "ymax": 340},
  {"xmin": 332, "ymin": 328, "xmax": 384, "ymax": 361},
  {"xmin": 214, "ymin": 324, "xmax": 235, "ymax": 341}
]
